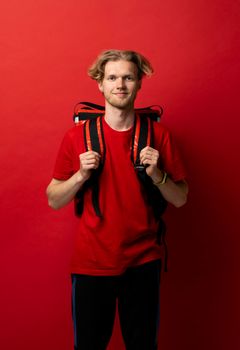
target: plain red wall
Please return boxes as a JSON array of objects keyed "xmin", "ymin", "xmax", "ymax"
[{"xmin": 1, "ymin": 1, "xmax": 239, "ymax": 349}]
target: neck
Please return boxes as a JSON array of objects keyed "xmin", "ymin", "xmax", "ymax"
[{"xmin": 104, "ymin": 103, "xmax": 135, "ymax": 131}]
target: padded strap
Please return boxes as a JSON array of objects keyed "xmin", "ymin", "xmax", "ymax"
[
  {"xmin": 84, "ymin": 117, "xmax": 105, "ymax": 158},
  {"xmin": 131, "ymin": 113, "xmax": 153, "ymax": 168},
  {"xmin": 75, "ymin": 116, "xmax": 105, "ymax": 218}
]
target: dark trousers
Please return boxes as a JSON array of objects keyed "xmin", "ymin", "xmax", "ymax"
[{"xmin": 71, "ymin": 259, "xmax": 161, "ymax": 350}]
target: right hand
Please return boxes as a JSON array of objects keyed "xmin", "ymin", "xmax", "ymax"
[{"xmin": 79, "ymin": 151, "xmax": 101, "ymax": 181}]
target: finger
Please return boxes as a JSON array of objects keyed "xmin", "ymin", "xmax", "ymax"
[
  {"xmin": 142, "ymin": 160, "xmax": 157, "ymax": 167},
  {"xmin": 81, "ymin": 162, "xmax": 100, "ymax": 171},
  {"xmin": 141, "ymin": 146, "xmax": 153, "ymax": 153},
  {"xmin": 84, "ymin": 150, "xmax": 101, "ymax": 156},
  {"xmin": 82, "ymin": 163, "xmax": 99, "ymax": 170},
  {"xmin": 80, "ymin": 153, "xmax": 101, "ymax": 162},
  {"xmin": 82, "ymin": 155, "xmax": 100, "ymax": 162},
  {"xmin": 140, "ymin": 147, "xmax": 159, "ymax": 157},
  {"xmin": 80, "ymin": 151, "xmax": 101, "ymax": 160},
  {"xmin": 81, "ymin": 158, "xmax": 100, "ymax": 166},
  {"xmin": 140, "ymin": 153, "xmax": 158, "ymax": 165}
]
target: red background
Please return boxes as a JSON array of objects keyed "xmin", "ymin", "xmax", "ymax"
[{"xmin": 1, "ymin": 1, "xmax": 240, "ymax": 349}]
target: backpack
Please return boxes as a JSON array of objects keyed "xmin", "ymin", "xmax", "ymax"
[{"xmin": 73, "ymin": 102, "xmax": 168, "ymax": 270}]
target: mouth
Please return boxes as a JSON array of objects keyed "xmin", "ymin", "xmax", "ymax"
[{"xmin": 113, "ymin": 92, "xmax": 128, "ymax": 98}]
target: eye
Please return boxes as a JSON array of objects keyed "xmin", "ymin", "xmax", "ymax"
[
  {"xmin": 125, "ymin": 75, "xmax": 134, "ymax": 81},
  {"xmin": 107, "ymin": 75, "xmax": 116, "ymax": 81}
]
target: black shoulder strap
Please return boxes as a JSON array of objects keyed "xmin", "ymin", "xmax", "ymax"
[
  {"xmin": 84, "ymin": 116, "xmax": 105, "ymax": 218},
  {"xmin": 75, "ymin": 116, "xmax": 105, "ymax": 218},
  {"xmin": 83, "ymin": 116, "xmax": 106, "ymax": 159},
  {"xmin": 131, "ymin": 113, "xmax": 168, "ymax": 219},
  {"xmin": 131, "ymin": 113, "xmax": 153, "ymax": 170}
]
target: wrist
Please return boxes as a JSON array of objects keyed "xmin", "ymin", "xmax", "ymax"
[
  {"xmin": 153, "ymin": 170, "xmax": 168, "ymax": 185},
  {"xmin": 76, "ymin": 169, "xmax": 90, "ymax": 184}
]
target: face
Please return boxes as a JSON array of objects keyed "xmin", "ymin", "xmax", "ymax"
[{"xmin": 98, "ymin": 60, "xmax": 141, "ymax": 110}]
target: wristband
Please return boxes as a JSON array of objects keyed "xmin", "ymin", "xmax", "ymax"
[{"xmin": 153, "ymin": 171, "xmax": 168, "ymax": 185}]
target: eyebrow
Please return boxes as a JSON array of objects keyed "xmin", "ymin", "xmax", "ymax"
[{"xmin": 106, "ymin": 74, "xmax": 135, "ymax": 78}]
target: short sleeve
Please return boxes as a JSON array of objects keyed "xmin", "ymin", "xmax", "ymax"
[
  {"xmin": 52, "ymin": 131, "xmax": 75, "ymax": 180},
  {"xmin": 158, "ymin": 128, "xmax": 187, "ymax": 182}
]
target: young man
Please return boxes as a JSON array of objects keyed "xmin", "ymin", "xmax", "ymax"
[{"xmin": 46, "ymin": 50, "xmax": 188, "ymax": 350}]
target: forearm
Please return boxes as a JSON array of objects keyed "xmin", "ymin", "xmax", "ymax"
[
  {"xmin": 140, "ymin": 146, "xmax": 188, "ymax": 207},
  {"xmin": 151, "ymin": 170, "xmax": 188, "ymax": 208},
  {"xmin": 47, "ymin": 150, "xmax": 101, "ymax": 210},
  {"xmin": 46, "ymin": 171, "xmax": 86, "ymax": 210}
]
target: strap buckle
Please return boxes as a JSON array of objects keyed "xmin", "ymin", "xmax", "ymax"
[{"xmin": 134, "ymin": 164, "xmax": 146, "ymax": 172}]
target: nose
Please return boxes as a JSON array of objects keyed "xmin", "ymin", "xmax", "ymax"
[{"xmin": 116, "ymin": 77, "xmax": 125, "ymax": 89}]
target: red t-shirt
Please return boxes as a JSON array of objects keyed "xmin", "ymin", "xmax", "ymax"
[{"xmin": 53, "ymin": 117, "xmax": 186, "ymax": 275}]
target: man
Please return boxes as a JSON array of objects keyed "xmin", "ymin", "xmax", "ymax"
[{"xmin": 46, "ymin": 49, "xmax": 188, "ymax": 350}]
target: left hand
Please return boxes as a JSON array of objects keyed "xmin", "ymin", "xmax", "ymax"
[{"xmin": 139, "ymin": 146, "xmax": 160, "ymax": 178}]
